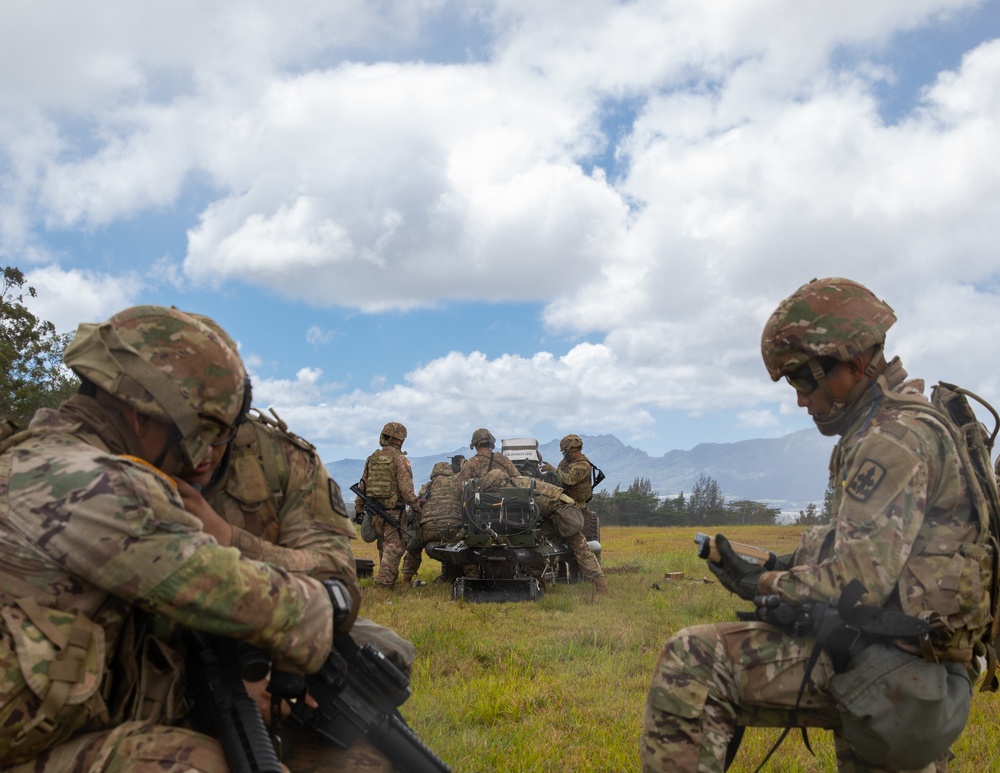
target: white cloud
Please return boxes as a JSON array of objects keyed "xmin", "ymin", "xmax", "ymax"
[
  {"xmin": 22, "ymin": 265, "xmax": 144, "ymax": 333},
  {"xmin": 4, "ymin": 0, "xmax": 1000, "ymax": 459}
]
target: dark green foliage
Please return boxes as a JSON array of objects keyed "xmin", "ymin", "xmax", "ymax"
[
  {"xmin": 1, "ymin": 266, "xmax": 79, "ymax": 426},
  {"xmin": 591, "ymin": 473, "xmax": 780, "ymax": 527}
]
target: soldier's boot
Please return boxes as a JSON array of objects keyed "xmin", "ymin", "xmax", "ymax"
[
  {"xmin": 401, "ymin": 573, "xmax": 413, "ymax": 586},
  {"xmin": 594, "ymin": 575, "xmax": 610, "ymax": 595}
]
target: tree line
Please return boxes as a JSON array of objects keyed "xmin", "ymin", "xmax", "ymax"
[
  {"xmin": 588, "ymin": 473, "xmax": 832, "ymax": 527},
  {"xmin": 1, "ymin": 266, "xmax": 79, "ymax": 427}
]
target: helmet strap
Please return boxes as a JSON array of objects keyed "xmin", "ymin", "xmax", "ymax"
[
  {"xmin": 150, "ymin": 424, "xmax": 184, "ymax": 470},
  {"xmin": 814, "ymin": 347, "xmax": 886, "ymax": 436}
]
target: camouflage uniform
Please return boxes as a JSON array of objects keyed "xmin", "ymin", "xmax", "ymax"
[
  {"xmin": 0, "ymin": 307, "xmax": 336, "ymax": 772},
  {"xmin": 555, "ymin": 446, "xmax": 601, "ymax": 540},
  {"xmin": 456, "ymin": 447, "xmax": 520, "ymax": 485},
  {"xmin": 402, "ymin": 462, "xmax": 464, "ymax": 582},
  {"xmin": 514, "ymin": 474, "xmax": 606, "ymax": 589},
  {"xmin": 204, "ymin": 410, "xmax": 412, "ymax": 773},
  {"xmin": 642, "ymin": 279, "xmax": 992, "ymax": 772},
  {"xmin": 355, "ymin": 425, "xmax": 419, "ymax": 589},
  {"xmin": 478, "ymin": 469, "xmax": 607, "ymax": 591}
]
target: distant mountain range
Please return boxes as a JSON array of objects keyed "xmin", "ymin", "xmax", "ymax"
[{"xmin": 326, "ymin": 430, "xmax": 837, "ymax": 513}]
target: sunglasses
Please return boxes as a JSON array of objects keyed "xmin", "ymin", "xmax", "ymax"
[{"xmin": 785, "ymin": 358, "xmax": 840, "ymax": 394}]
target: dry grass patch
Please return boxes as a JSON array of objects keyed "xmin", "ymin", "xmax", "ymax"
[{"xmin": 351, "ymin": 526, "xmax": 997, "ymax": 772}]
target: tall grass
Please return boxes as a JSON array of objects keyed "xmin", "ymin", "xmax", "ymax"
[{"xmin": 352, "ymin": 526, "xmax": 999, "ymax": 772}]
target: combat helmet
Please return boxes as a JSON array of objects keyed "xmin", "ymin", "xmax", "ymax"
[
  {"xmin": 431, "ymin": 461, "xmax": 453, "ymax": 478},
  {"xmin": 761, "ymin": 277, "xmax": 895, "ymax": 381},
  {"xmin": 559, "ymin": 434, "xmax": 584, "ymax": 453},
  {"xmin": 469, "ymin": 428, "xmax": 496, "ymax": 450},
  {"xmin": 761, "ymin": 278, "xmax": 895, "ymax": 436},
  {"xmin": 380, "ymin": 421, "xmax": 408, "ymax": 446},
  {"xmin": 63, "ymin": 305, "xmax": 250, "ymax": 469}
]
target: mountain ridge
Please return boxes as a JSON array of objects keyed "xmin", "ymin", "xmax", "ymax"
[{"xmin": 326, "ymin": 429, "xmax": 835, "ymax": 512}]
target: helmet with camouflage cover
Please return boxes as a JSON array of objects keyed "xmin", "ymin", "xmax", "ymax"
[
  {"xmin": 559, "ymin": 434, "xmax": 583, "ymax": 453},
  {"xmin": 761, "ymin": 277, "xmax": 896, "ymax": 381},
  {"xmin": 63, "ymin": 305, "xmax": 250, "ymax": 469},
  {"xmin": 431, "ymin": 461, "xmax": 453, "ymax": 478},
  {"xmin": 380, "ymin": 421, "xmax": 407, "ymax": 446},
  {"xmin": 469, "ymin": 428, "xmax": 496, "ymax": 450}
]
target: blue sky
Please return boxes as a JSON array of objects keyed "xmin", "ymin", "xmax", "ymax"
[{"xmin": 3, "ymin": 0, "xmax": 1000, "ymax": 463}]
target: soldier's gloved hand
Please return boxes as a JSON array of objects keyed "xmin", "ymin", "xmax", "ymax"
[
  {"xmin": 768, "ymin": 551, "xmax": 796, "ymax": 572},
  {"xmin": 707, "ymin": 533, "xmax": 765, "ymax": 601}
]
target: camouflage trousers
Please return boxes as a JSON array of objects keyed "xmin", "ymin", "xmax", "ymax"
[
  {"xmin": 641, "ymin": 621, "xmax": 943, "ymax": 773},
  {"xmin": 351, "ymin": 617, "xmax": 416, "ymax": 677},
  {"xmin": 374, "ymin": 513, "xmax": 406, "ymax": 588},
  {"xmin": 564, "ymin": 531, "xmax": 605, "ymax": 583},
  {"xmin": 401, "ymin": 522, "xmax": 464, "ymax": 579},
  {"xmin": 4, "ymin": 721, "xmax": 235, "ymax": 773},
  {"xmin": 3, "ymin": 721, "xmax": 400, "ymax": 773}
]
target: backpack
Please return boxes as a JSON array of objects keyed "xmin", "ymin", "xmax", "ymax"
[
  {"xmin": 929, "ymin": 382, "xmax": 1000, "ymax": 691},
  {"xmin": 365, "ymin": 453, "xmax": 397, "ymax": 508}
]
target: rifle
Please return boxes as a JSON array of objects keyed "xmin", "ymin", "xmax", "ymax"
[
  {"xmin": 276, "ymin": 633, "xmax": 451, "ymax": 773},
  {"xmin": 186, "ymin": 631, "xmax": 283, "ymax": 773},
  {"xmin": 350, "ymin": 482, "xmax": 406, "ymax": 540}
]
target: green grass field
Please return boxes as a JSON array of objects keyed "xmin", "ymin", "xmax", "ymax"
[{"xmin": 351, "ymin": 526, "xmax": 1000, "ymax": 772}]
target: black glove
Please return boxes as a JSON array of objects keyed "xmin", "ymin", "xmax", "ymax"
[
  {"xmin": 769, "ymin": 551, "xmax": 796, "ymax": 572},
  {"xmin": 707, "ymin": 533, "xmax": 765, "ymax": 601}
]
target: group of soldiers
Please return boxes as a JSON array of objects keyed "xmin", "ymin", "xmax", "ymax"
[
  {"xmin": 353, "ymin": 425, "xmax": 609, "ymax": 594},
  {"xmin": 0, "ymin": 307, "xmax": 407, "ymax": 771},
  {"xmin": 1, "ymin": 274, "xmax": 997, "ymax": 772}
]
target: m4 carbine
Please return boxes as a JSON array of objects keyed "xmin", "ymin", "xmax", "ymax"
[
  {"xmin": 350, "ymin": 482, "xmax": 406, "ymax": 540},
  {"xmin": 275, "ymin": 633, "xmax": 451, "ymax": 773}
]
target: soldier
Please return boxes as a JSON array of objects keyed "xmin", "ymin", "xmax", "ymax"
[
  {"xmin": 479, "ymin": 468, "xmax": 609, "ymax": 594},
  {"xmin": 355, "ymin": 422, "xmax": 421, "ymax": 588},
  {"xmin": 0, "ymin": 306, "xmax": 347, "ymax": 771},
  {"xmin": 402, "ymin": 461, "xmax": 466, "ymax": 584},
  {"xmin": 456, "ymin": 427, "xmax": 520, "ymax": 484},
  {"xmin": 542, "ymin": 433, "xmax": 601, "ymax": 540},
  {"xmin": 641, "ymin": 278, "xmax": 994, "ymax": 772},
  {"xmin": 181, "ymin": 405, "xmax": 413, "ymax": 772}
]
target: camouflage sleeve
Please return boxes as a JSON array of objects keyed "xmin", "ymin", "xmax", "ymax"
[
  {"xmin": 10, "ymin": 449, "xmax": 333, "ymax": 674},
  {"xmin": 759, "ymin": 424, "xmax": 936, "ymax": 606},
  {"xmin": 228, "ymin": 439, "xmax": 362, "ymax": 627},
  {"xmin": 393, "ymin": 453, "xmax": 419, "ymax": 506},
  {"xmin": 455, "ymin": 456, "xmax": 477, "ymax": 484},
  {"xmin": 556, "ymin": 459, "xmax": 591, "ymax": 487}
]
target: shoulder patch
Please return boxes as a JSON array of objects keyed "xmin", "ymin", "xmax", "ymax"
[
  {"xmin": 879, "ymin": 421, "xmax": 909, "ymax": 440},
  {"xmin": 845, "ymin": 458, "xmax": 888, "ymax": 502}
]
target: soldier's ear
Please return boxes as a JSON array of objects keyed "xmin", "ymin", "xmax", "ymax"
[{"xmin": 119, "ymin": 404, "xmax": 149, "ymax": 436}]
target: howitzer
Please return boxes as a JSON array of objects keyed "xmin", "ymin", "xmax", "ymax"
[
  {"xmin": 350, "ymin": 482, "xmax": 406, "ymax": 539},
  {"xmin": 186, "ymin": 631, "xmax": 283, "ymax": 773},
  {"xmin": 276, "ymin": 633, "xmax": 451, "ymax": 773}
]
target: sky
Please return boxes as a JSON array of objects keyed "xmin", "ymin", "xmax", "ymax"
[{"xmin": 3, "ymin": 0, "xmax": 1000, "ymax": 464}]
